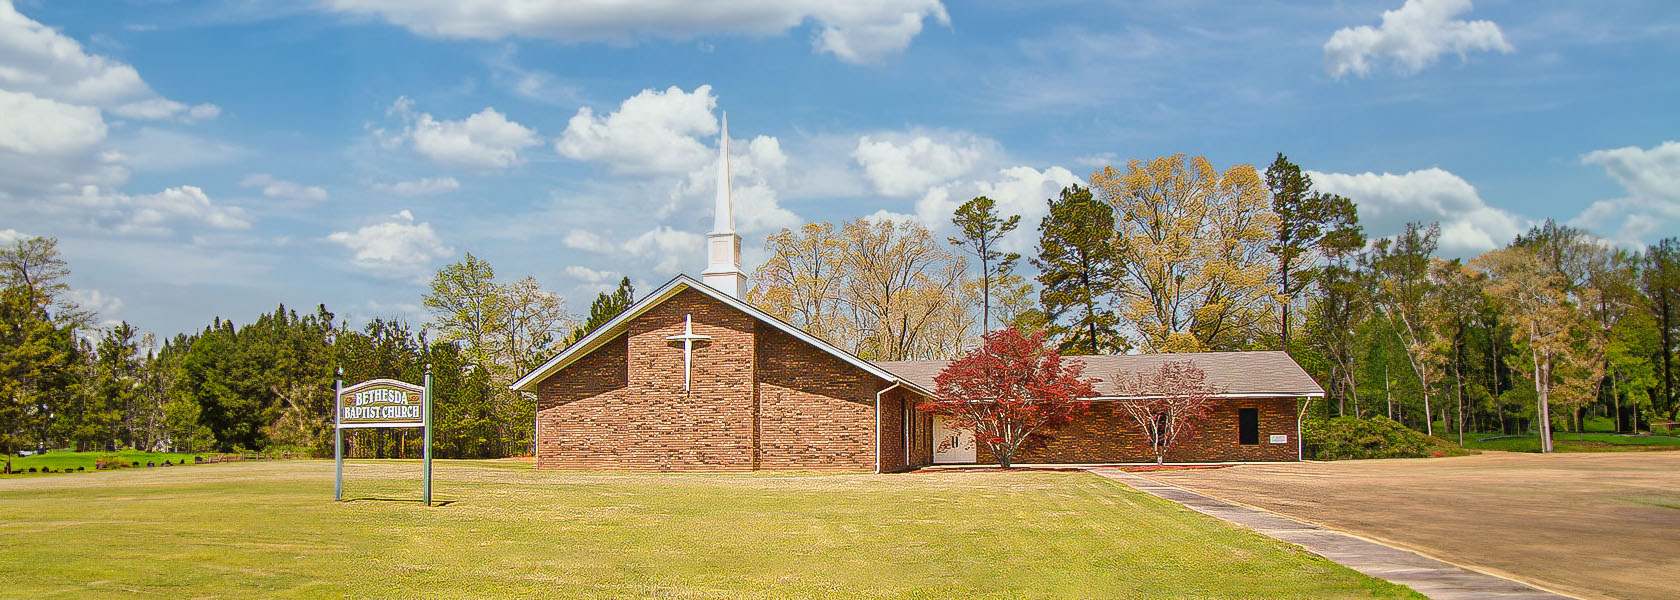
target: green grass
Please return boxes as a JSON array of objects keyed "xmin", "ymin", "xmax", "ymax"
[
  {"xmin": 0, "ymin": 460, "xmax": 1423, "ymax": 599},
  {"xmin": 3, "ymin": 450, "xmax": 206, "ymax": 475},
  {"xmin": 1457, "ymin": 432, "xmax": 1680, "ymax": 453}
]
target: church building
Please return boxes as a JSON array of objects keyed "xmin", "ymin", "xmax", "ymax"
[{"xmin": 511, "ymin": 115, "xmax": 1323, "ymax": 472}]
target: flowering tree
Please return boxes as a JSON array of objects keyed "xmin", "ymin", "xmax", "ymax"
[
  {"xmin": 920, "ymin": 327, "xmax": 1097, "ymax": 468},
  {"xmin": 1111, "ymin": 361, "xmax": 1225, "ymax": 464}
]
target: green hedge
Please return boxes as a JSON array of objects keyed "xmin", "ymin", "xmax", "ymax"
[{"xmin": 1304, "ymin": 416, "xmax": 1472, "ymax": 461}]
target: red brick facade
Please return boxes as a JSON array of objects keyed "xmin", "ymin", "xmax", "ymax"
[
  {"xmin": 531, "ymin": 284, "xmax": 1298, "ymax": 472},
  {"xmin": 973, "ymin": 397, "xmax": 1300, "ymax": 464},
  {"xmin": 535, "ymin": 289, "xmax": 934, "ymax": 472}
]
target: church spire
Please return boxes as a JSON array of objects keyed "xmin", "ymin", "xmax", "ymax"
[
  {"xmin": 713, "ymin": 112, "xmax": 733, "ymax": 234},
  {"xmin": 701, "ymin": 110, "xmax": 747, "ymax": 298}
]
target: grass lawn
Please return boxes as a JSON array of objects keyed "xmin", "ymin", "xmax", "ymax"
[
  {"xmin": 0, "ymin": 460, "xmax": 1421, "ymax": 599},
  {"xmin": 3, "ymin": 449, "xmax": 209, "ymax": 474},
  {"xmin": 1455, "ymin": 432, "xmax": 1680, "ymax": 452}
]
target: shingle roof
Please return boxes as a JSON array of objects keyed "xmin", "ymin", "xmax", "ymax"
[
  {"xmin": 873, "ymin": 351, "xmax": 1324, "ymax": 398},
  {"xmin": 511, "ymin": 274, "xmax": 938, "ymax": 398}
]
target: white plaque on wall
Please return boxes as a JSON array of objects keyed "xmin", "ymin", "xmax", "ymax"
[{"xmin": 1269, "ymin": 434, "xmax": 1289, "ymax": 444}]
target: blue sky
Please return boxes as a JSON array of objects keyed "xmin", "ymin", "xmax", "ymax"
[{"xmin": 2, "ymin": 0, "xmax": 1677, "ymax": 340}]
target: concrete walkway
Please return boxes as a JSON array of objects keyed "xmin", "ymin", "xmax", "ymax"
[{"xmin": 1088, "ymin": 468, "xmax": 1573, "ymax": 600}]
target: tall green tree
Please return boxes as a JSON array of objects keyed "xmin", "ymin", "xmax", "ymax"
[
  {"xmin": 950, "ymin": 196, "xmax": 1021, "ymax": 334},
  {"xmin": 424, "ymin": 253, "xmax": 507, "ymax": 371},
  {"xmin": 1644, "ymin": 238, "xmax": 1679, "ymax": 420},
  {"xmin": 1365, "ymin": 222, "xmax": 1444, "ymax": 436},
  {"xmin": 564, "ymin": 277, "xmax": 635, "ymax": 347},
  {"xmin": 1476, "ymin": 244, "xmax": 1601, "ymax": 453},
  {"xmin": 1304, "ymin": 220, "xmax": 1368, "ymax": 418},
  {"xmin": 0, "ymin": 284, "xmax": 79, "ymax": 455},
  {"xmin": 1264, "ymin": 153, "xmax": 1361, "ymax": 351},
  {"xmin": 1430, "ymin": 259, "xmax": 1484, "ymax": 445},
  {"xmin": 1033, "ymin": 184, "xmax": 1124, "ymax": 354},
  {"xmin": 0, "ymin": 236, "xmax": 91, "ymax": 329}
]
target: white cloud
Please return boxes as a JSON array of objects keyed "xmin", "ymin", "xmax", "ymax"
[
  {"xmin": 563, "ymin": 265, "xmax": 615, "ymax": 283},
  {"xmin": 1325, "ymin": 0, "xmax": 1512, "ymax": 79},
  {"xmin": 666, "ymin": 132, "xmax": 799, "ymax": 233},
  {"xmin": 1074, "ymin": 152, "xmax": 1119, "ymax": 169},
  {"xmin": 241, "ymin": 173, "xmax": 328, "ymax": 202},
  {"xmin": 0, "ymin": 1, "xmax": 214, "ymax": 118},
  {"xmin": 556, "ymin": 85, "xmax": 718, "ymax": 175},
  {"xmin": 554, "ymin": 84, "xmax": 800, "ymax": 233},
  {"xmin": 323, "ymin": 0, "xmax": 948, "ymax": 64},
  {"xmin": 861, "ymin": 209, "xmax": 919, "ymax": 227},
  {"xmin": 910, "ymin": 165, "xmax": 1081, "ymax": 254},
  {"xmin": 68, "ymin": 288, "xmax": 124, "ymax": 326},
  {"xmin": 1308, "ymin": 167, "xmax": 1528, "ymax": 254},
  {"xmin": 326, "ymin": 209, "xmax": 454, "ymax": 279},
  {"xmin": 371, "ymin": 176, "xmax": 460, "ymax": 196},
  {"xmin": 852, "ymin": 132, "xmax": 999, "ymax": 196},
  {"xmin": 1572, "ymin": 140, "xmax": 1680, "ymax": 244},
  {"xmin": 109, "ymin": 99, "xmax": 222, "ymax": 123},
  {"xmin": 387, "ymin": 97, "xmax": 541, "ymax": 170},
  {"xmin": 0, "ymin": 228, "xmax": 29, "ymax": 245},
  {"xmin": 111, "ymin": 126, "xmax": 251, "ymax": 172},
  {"xmin": 0, "ymin": 89, "xmax": 106, "ymax": 156},
  {"xmin": 49, "ymin": 184, "xmax": 252, "ymax": 236},
  {"xmin": 562, "ymin": 229, "xmax": 616, "ymax": 253},
  {"xmin": 623, "ymin": 226, "xmax": 705, "ymax": 273}
]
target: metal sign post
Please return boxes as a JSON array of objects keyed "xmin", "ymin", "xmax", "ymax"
[
  {"xmin": 334, "ymin": 372, "xmax": 433, "ymax": 506},
  {"xmin": 334, "ymin": 368, "xmax": 343, "ymax": 501},
  {"xmin": 422, "ymin": 364, "xmax": 433, "ymax": 506}
]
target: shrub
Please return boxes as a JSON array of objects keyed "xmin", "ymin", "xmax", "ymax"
[
  {"xmin": 1305, "ymin": 416, "xmax": 1472, "ymax": 461},
  {"xmin": 97, "ymin": 455, "xmax": 132, "ymax": 470}
]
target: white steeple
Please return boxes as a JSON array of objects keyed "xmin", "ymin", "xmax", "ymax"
[{"xmin": 701, "ymin": 111, "xmax": 747, "ymax": 298}]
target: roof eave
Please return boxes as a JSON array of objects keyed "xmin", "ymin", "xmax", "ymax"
[{"xmin": 509, "ymin": 274, "xmax": 929, "ymax": 395}]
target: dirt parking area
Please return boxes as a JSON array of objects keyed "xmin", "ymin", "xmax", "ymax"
[{"xmin": 1138, "ymin": 452, "xmax": 1680, "ymax": 600}]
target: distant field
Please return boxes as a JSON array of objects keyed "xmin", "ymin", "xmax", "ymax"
[
  {"xmin": 1457, "ymin": 432, "xmax": 1680, "ymax": 453},
  {"xmin": 0, "ymin": 460, "xmax": 1422, "ymax": 599},
  {"xmin": 3, "ymin": 450, "xmax": 208, "ymax": 475}
]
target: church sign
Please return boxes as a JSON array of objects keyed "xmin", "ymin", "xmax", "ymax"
[
  {"xmin": 334, "ymin": 371, "xmax": 435, "ymax": 505},
  {"xmin": 338, "ymin": 380, "xmax": 424, "ymax": 427}
]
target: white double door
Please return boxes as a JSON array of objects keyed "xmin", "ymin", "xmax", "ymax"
[{"xmin": 931, "ymin": 415, "xmax": 976, "ymax": 464}]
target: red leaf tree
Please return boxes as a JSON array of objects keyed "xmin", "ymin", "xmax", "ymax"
[
  {"xmin": 920, "ymin": 327, "xmax": 1097, "ymax": 468},
  {"xmin": 1111, "ymin": 360, "xmax": 1226, "ymax": 464}
]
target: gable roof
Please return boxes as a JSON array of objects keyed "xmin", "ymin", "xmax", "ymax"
[
  {"xmin": 873, "ymin": 351, "xmax": 1324, "ymax": 399},
  {"xmin": 510, "ymin": 274, "xmax": 937, "ymax": 397}
]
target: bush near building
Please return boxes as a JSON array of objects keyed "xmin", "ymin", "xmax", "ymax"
[{"xmin": 1305, "ymin": 416, "xmax": 1472, "ymax": 460}]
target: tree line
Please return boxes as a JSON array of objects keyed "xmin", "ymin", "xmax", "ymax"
[
  {"xmin": 748, "ymin": 153, "xmax": 1680, "ymax": 448},
  {"xmin": 4, "ymin": 151, "xmax": 1675, "ymax": 458},
  {"xmin": 0, "ymin": 238, "xmax": 632, "ymax": 458}
]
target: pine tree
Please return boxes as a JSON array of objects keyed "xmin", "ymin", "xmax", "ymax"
[
  {"xmin": 564, "ymin": 277, "xmax": 635, "ymax": 347},
  {"xmin": 950, "ymin": 196, "xmax": 1021, "ymax": 335},
  {"xmin": 1033, "ymin": 184, "xmax": 1123, "ymax": 354},
  {"xmin": 1265, "ymin": 153, "xmax": 1360, "ymax": 352}
]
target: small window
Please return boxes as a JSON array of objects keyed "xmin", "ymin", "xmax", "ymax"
[{"xmin": 1238, "ymin": 408, "xmax": 1259, "ymax": 445}]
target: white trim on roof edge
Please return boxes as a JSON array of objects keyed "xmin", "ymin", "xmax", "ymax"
[
  {"xmin": 509, "ymin": 274, "xmax": 937, "ymax": 398},
  {"xmin": 1084, "ymin": 392, "xmax": 1325, "ymax": 400}
]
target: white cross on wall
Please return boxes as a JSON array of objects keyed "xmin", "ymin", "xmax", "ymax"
[{"xmin": 665, "ymin": 314, "xmax": 712, "ymax": 393}]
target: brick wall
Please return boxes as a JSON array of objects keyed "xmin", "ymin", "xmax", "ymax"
[
  {"xmin": 976, "ymin": 397, "xmax": 1300, "ymax": 464},
  {"xmin": 755, "ymin": 327, "xmax": 879, "ymax": 472},
  {"xmin": 535, "ymin": 287, "xmax": 904, "ymax": 472},
  {"xmin": 535, "ymin": 284, "xmax": 1303, "ymax": 471},
  {"xmin": 536, "ymin": 289, "xmax": 761, "ymax": 470},
  {"xmin": 534, "ymin": 332, "xmax": 629, "ymax": 469}
]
